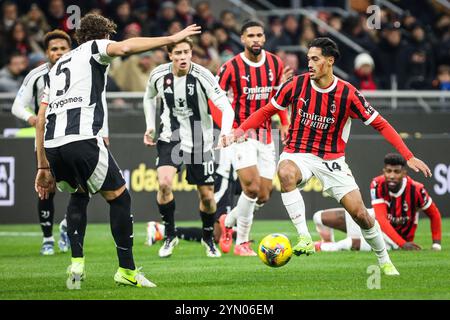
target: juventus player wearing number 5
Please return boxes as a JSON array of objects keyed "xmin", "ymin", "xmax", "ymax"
[
  {"xmin": 143, "ymin": 37, "xmax": 234, "ymax": 258},
  {"xmin": 224, "ymin": 37, "xmax": 432, "ymax": 275},
  {"xmin": 34, "ymin": 13, "xmax": 201, "ymax": 289}
]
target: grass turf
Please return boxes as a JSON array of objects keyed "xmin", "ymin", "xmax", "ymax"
[{"xmin": 0, "ymin": 219, "xmax": 449, "ymax": 300}]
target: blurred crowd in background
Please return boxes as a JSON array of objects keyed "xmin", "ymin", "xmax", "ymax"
[{"xmin": 0, "ymin": 0, "xmax": 449, "ymax": 93}]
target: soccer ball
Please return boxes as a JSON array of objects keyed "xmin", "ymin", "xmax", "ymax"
[{"xmin": 258, "ymin": 233, "xmax": 293, "ymax": 268}]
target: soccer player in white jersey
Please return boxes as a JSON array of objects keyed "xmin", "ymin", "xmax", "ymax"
[
  {"xmin": 143, "ymin": 37, "xmax": 234, "ymax": 258},
  {"xmin": 34, "ymin": 13, "xmax": 201, "ymax": 289},
  {"xmin": 11, "ymin": 30, "xmax": 74, "ymax": 256}
]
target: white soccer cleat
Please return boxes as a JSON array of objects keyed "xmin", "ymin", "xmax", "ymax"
[
  {"xmin": 201, "ymin": 238, "xmax": 222, "ymax": 258},
  {"xmin": 158, "ymin": 236, "xmax": 179, "ymax": 258},
  {"xmin": 66, "ymin": 257, "xmax": 85, "ymax": 289},
  {"xmin": 145, "ymin": 221, "xmax": 165, "ymax": 246},
  {"xmin": 40, "ymin": 241, "xmax": 55, "ymax": 256},
  {"xmin": 58, "ymin": 220, "xmax": 70, "ymax": 253}
]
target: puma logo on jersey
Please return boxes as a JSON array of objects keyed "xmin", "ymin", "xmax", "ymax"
[
  {"xmin": 300, "ymin": 98, "xmax": 309, "ymax": 105},
  {"xmin": 241, "ymin": 75, "xmax": 250, "ymax": 82}
]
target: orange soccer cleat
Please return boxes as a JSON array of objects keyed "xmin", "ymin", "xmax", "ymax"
[
  {"xmin": 234, "ymin": 241, "xmax": 257, "ymax": 256},
  {"xmin": 219, "ymin": 214, "xmax": 234, "ymax": 253}
]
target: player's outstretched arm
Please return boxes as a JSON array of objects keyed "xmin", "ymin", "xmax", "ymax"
[{"xmin": 107, "ymin": 24, "xmax": 201, "ymax": 57}]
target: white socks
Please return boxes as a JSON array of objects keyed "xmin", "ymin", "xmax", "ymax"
[
  {"xmin": 224, "ymin": 206, "xmax": 238, "ymax": 228},
  {"xmin": 43, "ymin": 236, "xmax": 55, "ymax": 243},
  {"xmin": 320, "ymin": 237, "xmax": 353, "ymax": 252},
  {"xmin": 234, "ymin": 192, "xmax": 257, "ymax": 245},
  {"xmin": 281, "ymin": 189, "xmax": 310, "ymax": 236},
  {"xmin": 360, "ymin": 221, "xmax": 391, "ymax": 265}
]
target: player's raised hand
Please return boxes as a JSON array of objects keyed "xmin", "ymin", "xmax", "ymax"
[
  {"xmin": 171, "ymin": 24, "xmax": 201, "ymax": 43},
  {"xmin": 407, "ymin": 157, "xmax": 432, "ymax": 177},
  {"xmin": 143, "ymin": 129, "xmax": 156, "ymax": 147},
  {"xmin": 281, "ymin": 66, "xmax": 294, "ymax": 83},
  {"xmin": 35, "ymin": 169, "xmax": 54, "ymax": 200}
]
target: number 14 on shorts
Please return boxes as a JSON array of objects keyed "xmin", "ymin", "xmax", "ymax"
[{"xmin": 323, "ymin": 161, "xmax": 342, "ymax": 172}]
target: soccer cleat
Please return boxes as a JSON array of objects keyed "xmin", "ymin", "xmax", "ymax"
[
  {"xmin": 158, "ymin": 236, "xmax": 179, "ymax": 258},
  {"xmin": 219, "ymin": 214, "xmax": 234, "ymax": 253},
  {"xmin": 292, "ymin": 234, "xmax": 315, "ymax": 256},
  {"xmin": 66, "ymin": 257, "xmax": 85, "ymax": 290},
  {"xmin": 40, "ymin": 241, "xmax": 55, "ymax": 255},
  {"xmin": 58, "ymin": 221, "xmax": 70, "ymax": 253},
  {"xmin": 234, "ymin": 241, "xmax": 257, "ymax": 256},
  {"xmin": 145, "ymin": 221, "xmax": 165, "ymax": 246},
  {"xmin": 314, "ymin": 241, "xmax": 322, "ymax": 252},
  {"xmin": 114, "ymin": 267, "xmax": 156, "ymax": 288},
  {"xmin": 380, "ymin": 262, "xmax": 400, "ymax": 276},
  {"xmin": 201, "ymin": 238, "xmax": 222, "ymax": 258}
]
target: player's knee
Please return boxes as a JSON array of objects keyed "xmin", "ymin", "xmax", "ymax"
[
  {"xmin": 277, "ymin": 166, "xmax": 297, "ymax": 189},
  {"xmin": 158, "ymin": 178, "xmax": 173, "ymax": 196},
  {"xmin": 313, "ymin": 210, "xmax": 324, "ymax": 227},
  {"xmin": 200, "ymin": 192, "xmax": 215, "ymax": 210}
]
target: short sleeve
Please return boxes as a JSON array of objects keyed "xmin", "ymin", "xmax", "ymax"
[
  {"xmin": 417, "ymin": 184, "xmax": 432, "ymax": 210},
  {"xmin": 198, "ymin": 68, "xmax": 227, "ymax": 103},
  {"xmin": 41, "ymin": 83, "xmax": 49, "ymax": 106},
  {"xmin": 370, "ymin": 177, "xmax": 385, "ymax": 205},
  {"xmin": 92, "ymin": 39, "xmax": 115, "ymax": 65},
  {"xmin": 270, "ymin": 78, "xmax": 294, "ymax": 110},
  {"xmin": 216, "ymin": 63, "xmax": 233, "ymax": 92},
  {"xmin": 349, "ymin": 89, "xmax": 379, "ymax": 125}
]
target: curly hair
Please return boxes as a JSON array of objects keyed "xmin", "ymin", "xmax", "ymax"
[
  {"xmin": 75, "ymin": 13, "xmax": 117, "ymax": 45},
  {"xmin": 44, "ymin": 29, "xmax": 72, "ymax": 50}
]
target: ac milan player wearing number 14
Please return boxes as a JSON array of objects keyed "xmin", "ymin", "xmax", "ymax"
[{"xmin": 228, "ymin": 37, "xmax": 432, "ymax": 275}]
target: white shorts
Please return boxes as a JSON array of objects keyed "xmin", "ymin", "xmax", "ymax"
[
  {"xmin": 232, "ymin": 139, "xmax": 276, "ymax": 180},
  {"xmin": 278, "ymin": 152, "xmax": 358, "ymax": 202},
  {"xmin": 345, "ymin": 209, "xmax": 400, "ymax": 250},
  {"xmin": 216, "ymin": 146, "xmax": 237, "ymax": 180}
]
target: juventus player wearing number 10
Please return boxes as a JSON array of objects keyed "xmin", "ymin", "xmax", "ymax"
[{"xmin": 225, "ymin": 37, "xmax": 432, "ymax": 275}]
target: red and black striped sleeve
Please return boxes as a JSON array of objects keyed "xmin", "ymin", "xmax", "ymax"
[
  {"xmin": 270, "ymin": 77, "xmax": 295, "ymax": 110},
  {"xmin": 348, "ymin": 88, "xmax": 379, "ymax": 125},
  {"xmin": 216, "ymin": 62, "xmax": 234, "ymax": 92}
]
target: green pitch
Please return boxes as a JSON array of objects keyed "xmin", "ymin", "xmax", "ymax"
[{"xmin": 0, "ymin": 219, "xmax": 449, "ymax": 300}]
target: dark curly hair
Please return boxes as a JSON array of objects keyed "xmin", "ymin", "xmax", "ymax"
[
  {"xmin": 44, "ymin": 29, "xmax": 72, "ymax": 50},
  {"xmin": 75, "ymin": 13, "xmax": 117, "ymax": 45},
  {"xmin": 308, "ymin": 37, "xmax": 341, "ymax": 61}
]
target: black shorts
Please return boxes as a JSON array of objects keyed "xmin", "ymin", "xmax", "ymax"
[
  {"xmin": 156, "ymin": 140, "xmax": 215, "ymax": 186},
  {"xmin": 45, "ymin": 137, "xmax": 125, "ymax": 194}
]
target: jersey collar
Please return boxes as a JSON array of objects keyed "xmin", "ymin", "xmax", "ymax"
[
  {"xmin": 240, "ymin": 50, "xmax": 266, "ymax": 68},
  {"xmin": 310, "ymin": 75, "xmax": 338, "ymax": 93},
  {"xmin": 389, "ymin": 177, "xmax": 407, "ymax": 198}
]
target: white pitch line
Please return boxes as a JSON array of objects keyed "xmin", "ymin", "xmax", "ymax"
[{"xmin": 0, "ymin": 231, "xmax": 42, "ymax": 237}]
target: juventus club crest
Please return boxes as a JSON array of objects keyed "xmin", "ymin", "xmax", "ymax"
[{"xmin": 187, "ymin": 83, "xmax": 195, "ymax": 96}]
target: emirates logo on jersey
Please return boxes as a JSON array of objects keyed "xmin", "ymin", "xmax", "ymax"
[
  {"xmin": 243, "ymin": 86, "xmax": 273, "ymax": 100},
  {"xmin": 298, "ymin": 109, "xmax": 335, "ymax": 130}
]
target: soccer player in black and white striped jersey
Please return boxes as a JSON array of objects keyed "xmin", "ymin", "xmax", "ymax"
[
  {"xmin": 11, "ymin": 30, "xmax": 79, "ymax": 256},
  {"xmin": 143, "ymin": 37, "xmax": 234, "ymax": 258},
  {"xmin": 34, "ymin": 13, "xmax": 201, "ymax": 289}
]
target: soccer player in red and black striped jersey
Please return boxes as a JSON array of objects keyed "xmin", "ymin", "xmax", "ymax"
[
  {"xmin": 215, "ymin": 20, "xmax": 292, "ymax": 256},
  {"xmin": 313, "ymin": 153, "xmax": 442, "ymax": 252},
  {"xmin": 370, "ymin": 153, "xmax": 441, "ymax": 250},
  {"xmin": 224, "ymin": 37, "xmax": 432, "ymax": 275}
]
